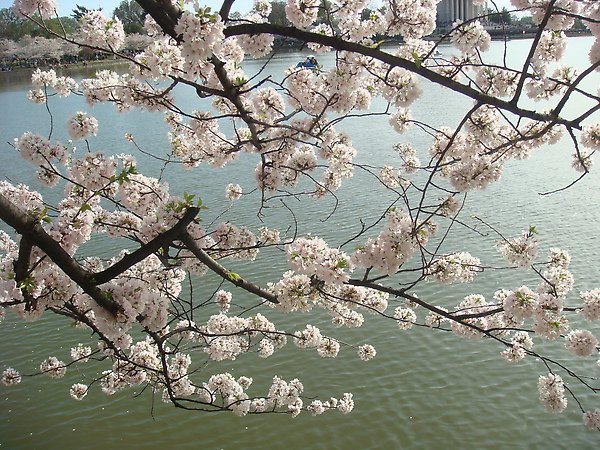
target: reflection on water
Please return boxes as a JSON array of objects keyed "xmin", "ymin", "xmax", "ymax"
[{"xmin": 0, "ymin": 37, "xmax": 599, "ymax": 450}]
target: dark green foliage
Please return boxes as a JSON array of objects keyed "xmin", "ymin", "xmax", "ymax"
[
  {"xmin": 113, "ymin": 0, "xmax": 147, "ymax": 34},
  {"xmin": 0, "ymin": 8, "xmax": 77, "ymax": 40},
  {"xmin": 268, "ymin": 1, "xmax": 289, "ymax": 27}
]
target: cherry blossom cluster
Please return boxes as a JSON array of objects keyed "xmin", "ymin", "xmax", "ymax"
[
  {"xmin": 285, "ymin": 0, "xmax": 320, "ymax": 29},
  {"xmin": 4, "ymin": 0, "xmax": 600, "ymax": 428},
  {"xmin": 225, "ymin": 183, "xmax": 243, "ymax": 201},
  {"xmin": 496, "ymin": 229, "xmax": 539, "ymax": 268},
  {"xmin": 40, "ymin": 356, "xmax": 66, "ymax": 378},
  {"xmin": 512, "ymin": 0, "xmax": 577, "ymax": 31},
  {"xmin": 583, "ymin": 410, "xmax": 600, "ymax": 430},
  {"xmin": 133, "ymin": 39, "xmax": 184, "ymax": 80},
  {"xmin": 199, "ymin": 373, "xmax": 352, "ymax": 417},
  {"xmin": 427, "ymin": 252, "xmax": 482, "ymax": 284},
  {"xmin": 1, "ymin": 367, "xmax": 22, "ymax": 386},
  {"xmin": 488, "ymin": 248, "xmax": 577, "ymax": 343},
  {"xmin": 236, "ymin": 2, "xmax": 275, "ymax": 57},
  {"xmin": 67, "ymin": 112, "xmax": 99, "ymax": 141},
  {"xmin": 70, "ymin": 344, "xmax": 93, "ymax": 362},
  {"xmin": 212, "ymin": 222, "xmax": 258, "ymax": 260},
  {"xmin": 78, "ymin": 11, "xmax": 125, "ymax": 51},
  {"xmin": 564, "ymin": 329, "xmax": 599, "ymax": 357},
  {"xmin": 451, "ymin": 20, "xmax": 491, "ymax": 54},
  {"xmin": 451, "ymin": 293, "xmax": 507, "ymax": 340},
  {"xmin": 579, "ymin": 289, "xmax": 600, "ymax": 321},
  {"xmin": 13, "ymin": 0, "xmax": 56, "ymax": 18},
  {"xmin": 352, "ymin": 208, "xmax": 426, "ymax": 276},
  {"xmin": 168, "ymin": 112, "xmax": 234, "ymax": 168},
  {"xmin": 174, "ymin": 9, "xmax": 225, "ymax": 62},
  {"xmin": 394, "ymin": 307, "xmax": 417, "ymax": 330},
  {"xmin": 501, "ymin": 331, "xmax": 535, "ymax": 363},
  {"xmin": 69, "ymin": 383, "xmax": 88, "ymax": 401},
  {"xmin": 30, "ymin": 68, "xmax": 77, "ymax": 97},
  {"xmin": 538, "ymin": 373, "xmax": 568, "ymax": 413},
  {"xmin": 287, "ymin": 237, "xmax": 352, "ymax": 284}
]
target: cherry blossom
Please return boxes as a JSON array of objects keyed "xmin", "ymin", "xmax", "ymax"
[
  {"xmin": 538, "ymin": 373, "xmax": 568, "ymax": 413},
  {"xmin": 1, "ymin": 368, "xmax": 21, "ymax": 386},
  {"xmin": 565, "ymin": 329, "xmax": 599, "ymax": 357},
  {"xmin": 2, "ymin": 0, "xmax": 600, "ymax": 431},
  {"xmin": 13, "ymin": 0, "xmax": 56, "ymax": 18}
]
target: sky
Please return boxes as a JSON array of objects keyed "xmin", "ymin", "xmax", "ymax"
[
  {"xmin": 0, "ymin": 0, "xmax": 254, "ymax": 16},
  {"xmin": 0, "ymin": 0, "xmax": 514, "ymax": 17}
]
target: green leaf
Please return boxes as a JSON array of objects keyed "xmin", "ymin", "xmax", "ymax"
[
  {"xmin": 79, "ymin": 203, "xmax": 92, "ymax": 213},
  {"xmin": 19, "ymin": 276, "xmax": 36, "ymax": 293},
  {"xmin": 183, "ymin": 192, "xmax": 195, "ymax": 204},
  {"xmin": 369, "ymin": 40, "xmax": 385, "ymax": 49},
  {"xmin": 196, "ymin": 198, "xmax": 207, "ymax": 209},
  {"xmin": 335, "ymin": 259, "xmax": 349, "ymax": 269},
  {"xmin": 226, "ymin": 271, "xmax": 242, "ymax": 282},
  {"xmin": 33, "ymin": 206, "xmax": 52, "ymax": 223},
  {"xmin": 233, "ymin": 77, "xmax": 248, "ymax": 87},
  {"xmin": 412, "ymin": 51, "xmax": 422, "ymax": 68}
]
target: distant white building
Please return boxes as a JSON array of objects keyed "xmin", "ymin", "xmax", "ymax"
[{"xmin": 437, "ymin": 0, "xmax": 488, "ymax": 25}]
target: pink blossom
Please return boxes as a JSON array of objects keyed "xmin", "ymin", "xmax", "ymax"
[
  {"xmin": 13, "ymin": 0, "xmax": 56, "ymax": 18},
  {"xmin": 565, "ymin": 329, "xmax": 598, "ymax": 357}
]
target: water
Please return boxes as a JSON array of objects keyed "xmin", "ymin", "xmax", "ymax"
[{"xmin": 1, "ymin": 37, "xmax": 599, "ymax": 449}]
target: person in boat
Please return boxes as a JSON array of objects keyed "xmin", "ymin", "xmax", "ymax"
[{"xmin": 296, "ymin": 55, "xmax": 320, "ymax": 71}]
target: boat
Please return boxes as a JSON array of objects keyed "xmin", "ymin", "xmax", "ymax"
[{"xmin": 296, "ymin": 56, "xmax": 321, "ymax": 72}]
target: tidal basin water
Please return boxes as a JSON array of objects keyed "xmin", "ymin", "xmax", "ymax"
[{"xmin": 1, "ymin": 37, "xmax": 600, "ymax": 449}]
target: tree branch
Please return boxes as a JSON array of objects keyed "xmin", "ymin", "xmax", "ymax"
[
  {"xmin": 14, "ymin": 237, "xmax": 33, "ymax": 284},
  {"xmin": 93, "ymin": 207, "xmax": 200, "ymax": 285},
  {"xmin": 179, "ymin": 231, "xmax": 279, "ymax": 304},
  {"xmin": 224, "ymin": 23, "xmax": 582, "ymax": 129},
  {"xmin": 219, "ymin": 0, "xmax": 236, "ymax": 22},
  {"xmin": 135, "ymin": 0, "xmax": 182, "ymax": 41},
  {"xmin": 0, "ymin": 193, "xmax": 120, "ymax": 315}
]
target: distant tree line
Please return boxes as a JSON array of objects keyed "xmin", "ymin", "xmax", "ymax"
[{"xmin": 485, "ymin": 6, "xmax": 587, "ymax": 30}]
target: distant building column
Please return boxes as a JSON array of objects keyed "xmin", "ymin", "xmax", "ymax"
[{"xmin": 478, "ymin": 3, "xmax": 485, "ymax": 17}]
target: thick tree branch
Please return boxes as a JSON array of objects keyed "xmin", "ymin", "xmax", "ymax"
[
  {"xmin": 348, "ymin": 278, "xmax": 457, "ymax": 321},
  {"xmin": 135, "ymin": 0, "xmax": 182, "ymax": 41},
  {"xmin": 210, "ymin": 55, "xmax": 263, "ymax": 148},
  {"xmin": 131, "ymin": 4, "xmax": 581, "ymax": 129},
  {"xmin": 14, "ymin": 237, "xmax": 33, "ymax": 284},
  {"xmin": 224, "ymin": 23, "xmax": 583, "ymax": 129},
  {"xmin": 219, "ymin": 0, "xmax": 236, "ymax": 22},
  {"xmin": 0, "ymin": 193, "xmax": 120, "ymax": 314},
  {"xmin": 93, "ymin": 207, "xmax": 200, "ymax": 285},
  {"xmin": 179, "ymin": 231, "xmax": 279, "ymax": 304}
]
